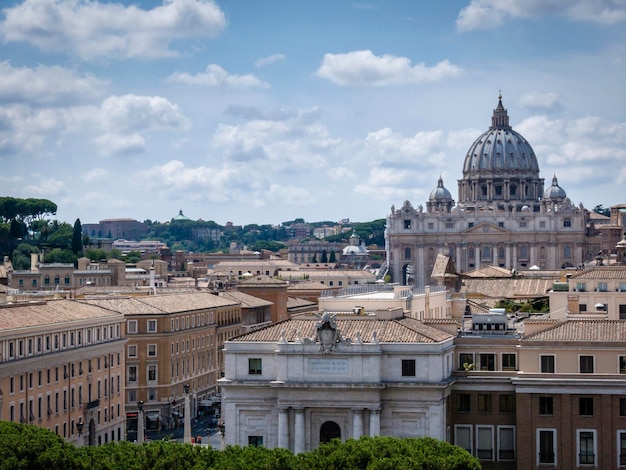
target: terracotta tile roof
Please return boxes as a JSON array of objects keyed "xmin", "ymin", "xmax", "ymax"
[
  {"xmin": 287, "ymin": 280, "xmax": 328, "ymax": 290},
  {"xmin": 80, "ymin": 292, "xmax": 239, "ymax": 315},
  {"xmin": 231, "ymin": 317, "xmax": 454, "ymax": 344},
  {"xmin": 218, "ymin": 290, "xmax": 272, "ymax": 308},
  {"xmin": 287, "ymin": 297, "xmax": 317, "ymax": 309},
  {"xmin": 465, "ymin": 265, "xmax": 512, "ymax": 278},
  {"xmin": 0, "ymin": 299, "xmax": 122, "ymax": 330},
  {"xmin": 239, "ymin": 275, "xmax": 288, "ymax": 286},
  {"xmin": 522, "ymin": 319, "xmax": 626, "ymax": 342},
  {"xmin": 570, "ymin": 267, "xmax": 626, "ymax": 280}
]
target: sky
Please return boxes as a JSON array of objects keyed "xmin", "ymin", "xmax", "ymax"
[{"xmin": 1, "ymin": 0, "xmax": 625, "ymax": 227}]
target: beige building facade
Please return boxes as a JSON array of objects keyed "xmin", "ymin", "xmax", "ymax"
[{"xmin": 0, "ymin": 300, "xmax": 126, "ymax": 446}]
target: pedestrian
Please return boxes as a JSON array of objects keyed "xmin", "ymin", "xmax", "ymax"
[
  {"xmin": 197, "ymin": 436, "xmax": 202, "ymax": 445},
  {"xmin": 191, "ymin": 436, "xmax": 195, "ymax": 444}
]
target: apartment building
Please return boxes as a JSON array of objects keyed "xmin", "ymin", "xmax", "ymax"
[
  {"xmin": 0, "ymin": 300, "xmax": 126, "ymax": 446},
  {"xmin": 79, "ymin": 292, "xmax": 241, "ymax": 431}
]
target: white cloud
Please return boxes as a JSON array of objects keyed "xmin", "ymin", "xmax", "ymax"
[
  {"xmin": 518, "ymin": 91, "xmax": 562, "ymax": 112},
  {"xmin": 0, "ymin": 0, "xmax": 226, "ymax": 60},
  {"xmin": 82, "ymin": 168, "xmax": 111, "ymax": 182},
  {"xmin": 255, "ymin": 54, "xmax": 286, "ymax": 68},
  {"xmin": 100, "ymin": 94, "xmax": 189, "ymax": 134},
  {"xmin": 457, "ymin": 0, "xmax": 626, "ymax": 32},
  {"xmin": 166, "ymin": 64, "xmax": 269, "ymax": 88},
  {"xmin": 316, "ymin": 50, "xmax": 462, "ymax": 86},
  {"xmin": 364, "ymin": 127, "xmax": 444, "ymax": 165},
  {"xmin": 24, "ymin": 177, "xmax": 65, "ymax": 196},
  {"xmin": 0, "ymin": 61, "xmax": 105, "ymax": 106},
  {"xmin": 95, "ymin": 133, "xmax": 146, "ymax": 156},
  {"xmin": 327, "ymin": 167, "xmax": 357, "ymax": 181}
]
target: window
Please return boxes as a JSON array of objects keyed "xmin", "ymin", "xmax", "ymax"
[
  {"xmin": 579, "ymin": 356, "xmax": 594, "ymax": 374},
  {"xmin": 127, "ymin": 321, "xmax": 137, "ymax": 334},
  {"xmin": 577, "ymin": 430, "xmax": 595, "ymax": 465},
  {"xmin": 597, "ymin": 282, "xmax": 608, "ymax": 292},
  {"xmin": 128, "ymin": 366, "xmax": 137, "ymax": 383},
  {"xmin": 620, "ymin": 398, "xmax": 626, "ymax": 417},
  {"xmin": 537, "ymin": 429, "xmax": 556, "ymax": 465},
  {"xmin": 498, "ymin": 426, "xmax": 515, "ymax": 461},
  {"xmin": 579, "ymin": 397, "xmax": 593, "ymax": 416},
  {"xmin": 147, "ymin": 344, "xmax": 157, "ymax": 357},
  {"xmin": 404, "ymin": 247, "xmax": 411, "ymax": 260},
  {"xmin": 457, "ymin": 393, "xmax": 471, "ymax": 412},
  {"xmin": 502, "ymin": 354, "xmax": 516, "ymax": 371},
  {"xmin": 476, "ymin": 426, "xmax": 494, "ymax": 460},
  {"xmin": 127, "ymin": 345, "xmax": 137, "ymax": 358},
  {"xmin": 427, "ymin": 222, "xmax": 434, "ymax": 230},
  {"xmin": 478, "ymin": 394, "xmax": 492, "ymax": 412},
  {"xmin": 540, "ymin": 355, "xmax": 555, "ymax": 373},
  {"xmin": 499, "ymin": 394, "xmax": 515, "ymax": 413},
  {"xmin": 576, "ymin": 282, "xmax": 587, "ymax": 292},
  {"xmin": 147, "ymin": 320, "xmax": 157, "ymax": 333},
  {"xmin": 579, "ymin": 303, "xmax": 588, "ymax": 312},
  {"xmin": 619, "ymin": 431, "xmax": 626, "ymax": 466},
  {"xmin": 403, "ymin": 219, "xmax": 411, "ymax": 229},
  {"xmin": 539, "ymin": 396, "xmax": 553, "ymax": 415},
  {"xmin": 148, "ymin": 365, "xmax": 157, "ymax": 382},
  {"xmin": 564, "ymin": 218, "xmax": 571, "ymax": 227},
  {"xmin": 539, "ymin": 221, "xmax": 546, "ymax": 229},
  {"xmin": 459, "ymin": 353, "xmax": 474, "ymax": 370},
  {"xmin": 401, "ymin": 359, "xmax": 416, "ymax": 377},
  {"xmin": 455, "ymin": 425, "xmax": 472, "ymax": 453},
  {"xmin": 479, "ymin": 353, "xmax": 495, "ymax": 371},
  {"xmin": 248, "ymin": 358, "xmax": 262, "ymax": 375},
  {"xmin": 248, "ymin": 436, "xmax": 263, "ymax": 447},
  {"xmin": 620, "ymin": 356, "xmax": 626, "ymax": 374}
]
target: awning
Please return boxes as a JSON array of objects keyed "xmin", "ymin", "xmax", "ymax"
[
  {"xmin": 146, "ymin": 412, "xmax": 161, "ymax": 420},
  {"xmin": 199, "ymin": 400, "xmax": 212, "ymax": 407}
]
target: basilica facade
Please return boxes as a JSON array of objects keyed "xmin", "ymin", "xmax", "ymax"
[{"xmin": 386, "ymin": 96, "xmax": 588, "ymax": 287}]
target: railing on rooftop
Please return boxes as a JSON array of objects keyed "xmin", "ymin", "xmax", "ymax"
[{"xmin": 320, "ymin": 284, "xmax": 446, "ymax": 299}]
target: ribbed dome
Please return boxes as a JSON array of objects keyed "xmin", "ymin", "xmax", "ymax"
[
  {"xmin": 462, "ymin": 96, "xmax": 539, "ymax": 174},
  {"xmin": 429, "ymin": 177, "xmax": 453, "ymax": 201},
  {"xmin": 543, "ymin": 175, "xmax": 567, "ymax": 200}
]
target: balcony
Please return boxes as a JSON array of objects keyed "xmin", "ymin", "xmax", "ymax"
[{"xmin": 85, "ymin": 399, "xmax": 100, "ymax": 410}]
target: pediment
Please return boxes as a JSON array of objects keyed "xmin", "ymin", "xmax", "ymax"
[{"xmin": 462, "ymin": 222, "xmax": 510, "ymax": 234}]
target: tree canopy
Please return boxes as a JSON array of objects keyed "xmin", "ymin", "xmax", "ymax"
[
  {"xmin": 0, "ymin": 423, "xmax": 480, "ymax": 470},
  {"xmin": 0, "ymin": 197, "xmax": 57, "ymax": 223}
]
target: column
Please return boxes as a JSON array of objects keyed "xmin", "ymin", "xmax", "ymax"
[
  {"xmin": 369, "ymin": 410, "xmax": 380, "ymax": 437},
  {"xmin": 352, "ymin": 409, "xmax": 363, "ymax": 439},
  {"xmin": 184, "ymin": 392, "xmax": 192, "ymax": 444},
  {"xmin": 278, "ymin": 408, "xmax": 289, "ymax": 450},
  {"xmin": 294, "ymin": 409, "xmax": 305, "ymax": 454}
]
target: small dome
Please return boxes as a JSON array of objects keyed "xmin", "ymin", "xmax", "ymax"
[
  {"xmin": 429, "ymin": 177, "xmax": 453, "ymax": 201},
  {"xmin": 543, "ymin": 175, "xmax": 567, "ymax": 200},
  {"xmin": 521, "ymin": 205, "xmax": 531, "ymax": 212}
]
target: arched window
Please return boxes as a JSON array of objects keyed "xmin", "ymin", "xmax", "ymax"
[
  {"xmin": 404, "ymin": 247, "xmax": 411, "ymax": 260},
  {"xmin": 499, "ymin": 247, "xmax": 505, "ymax": 259},
  {"xmin": 482, "ymin": 246, "xmax": 491, "ymax": 260},
  {"xmin": 564, "ymin": 245, "xmax": 572, "ymax": 260},
  {"xmin": 428, "ymin": 247, "xmax": 435, "ymax": 261},
  {"xmin": 519, "ymin": 246, "xmax": 528, "ymax": 260},
  {"xmin": 320, "ymin": 421, "xmax": 341, "ymax": 444},
  {"xmin": 540, "ymin": 246, "xmax": 546, "ymax": 260}
]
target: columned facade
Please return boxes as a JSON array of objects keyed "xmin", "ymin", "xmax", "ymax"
[{"xmin": 386, "ymin": 96, "xmax": 588, "ymax": 287}]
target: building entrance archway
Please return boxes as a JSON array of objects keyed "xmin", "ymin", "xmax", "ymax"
[{"xmin": 320, "ymin": 421, "xmax": 341, "ymax": 443}]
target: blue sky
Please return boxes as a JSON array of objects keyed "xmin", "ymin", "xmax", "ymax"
[{"xmin": 1, "ymin": 0, "xmax": 625, "ymax": 226}]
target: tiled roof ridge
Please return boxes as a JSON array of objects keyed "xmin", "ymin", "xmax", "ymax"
[{"xmin": 523, "ymin": 318, "xmax": 626, "ymax": 340}]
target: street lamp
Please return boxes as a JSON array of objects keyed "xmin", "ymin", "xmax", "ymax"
[
  {"xmin": 183, "ymin": 384, "xmax": 191, "ymax": 444},
  {"xmin": 76, "ymin": 417, "xmax": 84, "ymax": 448},
  {"xmin": 218, "ymin": 419, "xmax": 225, "ymax": 450},
  {"xmin": 137, "ymin": 400, "xmax": 144, "ymax": 444}
]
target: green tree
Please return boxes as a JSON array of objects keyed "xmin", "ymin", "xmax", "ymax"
[
  {"xmin": 592, "ymin": 204, "xmax": 610, "ymax": 217},
  {"xmin": 48, "ymin": 221, "xmax": 73, "ymax": 249},
  {"xmin": 329, "ymin": 250, "xmax": 336, "ymax": 263},
  {"xmin": 11, "ymin": 243, "xmax": 39, "ymax": 270},
  {"xmin": 321, "ymin": 250, "xmax": 328, "ymax": 263},
  {"xmin": 298, "ymin": 436, "xmax": 481, "ymax": 470},
  {"xmin": 84, "ymin": 248, "xmax": 108, "ymax": 262},
  {"xmin": 72, "ymin": 219, "xmax": 83, "ymax": 255},
  {"xmin": 44, "ymin": 248, "xmax": 77, "ymax": 264}
]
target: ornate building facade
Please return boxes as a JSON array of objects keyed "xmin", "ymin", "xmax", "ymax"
[{"xmin": 386, "ymin": 96, "xmax": 588, "ymax": 287}]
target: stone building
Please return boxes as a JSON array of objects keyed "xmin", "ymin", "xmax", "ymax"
[
  {"xmin": 386, "ymin": 95, "xmax": 588, "ymax": 288},
  {"xmin": 0, "ymin": 300, "xmax": 126, "ymax": 446}
]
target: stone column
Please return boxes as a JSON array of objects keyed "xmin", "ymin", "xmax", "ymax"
[
  {"xmin": 369, "ymin": 410, "xmax": 380, "ymax": 437},
  {"xmin": 352, "ymin": 409, "xmax": 363, "ymax": 439},
  {"xmin": 294, "ymin": 409, "xmax": 305, "ymax": 454},
  {"xmin": 278, "ymin": 408, "xmax": 289, "ymax": 450}
]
